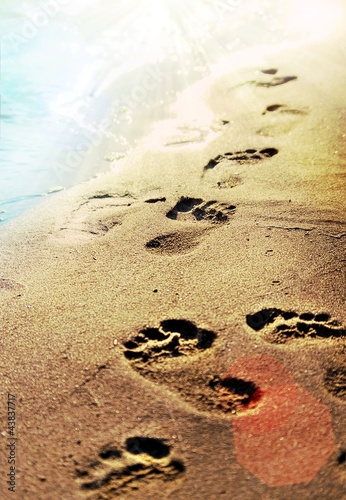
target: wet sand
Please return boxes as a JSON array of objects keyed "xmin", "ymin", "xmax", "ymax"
[{"xmin": 0, "ymin": 35, "xmax": 345, "ymax": 499}]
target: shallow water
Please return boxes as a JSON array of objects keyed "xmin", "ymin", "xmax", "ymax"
[{"xmin": 0, "ymin": 0, "xmax": 341, "ymax": 223}]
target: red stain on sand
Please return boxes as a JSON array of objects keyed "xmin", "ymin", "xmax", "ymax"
[
  {"xmin": 223, "ymin": 355, "xmax": 295, "ymax": 388},
  {"xmin": 235, "ymin": 384, "xmax": 298, "ymax": 434},
  {"xmin": 221, "ymin": 355, "xmax": 335, "ymax": 486}
]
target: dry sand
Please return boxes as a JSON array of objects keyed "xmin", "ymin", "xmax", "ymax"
[{"xmin": 0, "ymin": 35, "xmax": 345, "ymax": 499}]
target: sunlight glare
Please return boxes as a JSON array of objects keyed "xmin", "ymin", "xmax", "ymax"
[{"xmin": 288, "ymin": 0, "xmax": 343, "ymax": 39}]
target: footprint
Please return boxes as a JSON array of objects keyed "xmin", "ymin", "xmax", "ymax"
[
  {"xmin": 261, "ymin": 68, "xmax": 278, "ymax": 75},
  {"xmin": 203, "ymin": 170, "xmax": 242, "ymax": 190},
  {"xmin": 246, "ymin": 308, "xmax": 346, "ymax": 344},
  {"xmin": 262, "ymin": 104, "xmax": 307, "ymax": 116},
  {"xmin": 145, "ymin": 229, "xmax": 207, "ymax": 255},
  {"xmin": 203, "ymin": 147, "xmax": 278, "ymax": 173},
  {"xmin": 324, "ymin": 367, "xmax": 346, "ymax": 400},
  {"xmin": 123, "ymin": 320, "xmax": 236, "ymax": 414},
  {"xmin": 263, "ymin": 104, "xmax": 285, "ymax": 113},
  {"xmin": 56, "ymin": 192, "xmax": 134, "ymax": 242},
  {"xmin": 144, "ymin": 197, "xmax": 166, "ymax": 204},
  {"xmin": 166, "ymin": 197, "xmax": 236, "ymax": 224},
  {"xmin": 146, "ymin": 198, "xmax": 236, "ymax": 255},
  {"xmin": 258, "ymin": 104, "xmax": 308, "ymax": 136},
  {"xmin": 202, "ymin": 148, "xmax": 278, "ymax": 189},
  {"xmin": 235, "ymin": 69, "xmax": 297, "ymax": 89},
  {"xmin": 214, "ymin": 174, "xmax": 242, "ymax": 190},
  {"xmin": 123, "ymin": 319, "xmax": 216, "ymax": 369},
  {"xmin": 253, "ymin": 75, "xmax": 297, "ymax": 87},
  {"xmin": 0, "ymin": 278, "xmax": 24, "ymax": 293},
  {"xmin": 76, "ymin": 437, "xmax": 185, "ymax": 497},
  {"xmin": 211, "ymin": 376, "xmax": 262, "ymax": 414}
]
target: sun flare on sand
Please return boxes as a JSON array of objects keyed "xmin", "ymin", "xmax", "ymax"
[
  {"xmin": 45, "ymin": 0, "xmax": 344, "ymax": 186},
  {"xmin": 59, "ymin": 0, "xmax": 343, "ymax": 117}
]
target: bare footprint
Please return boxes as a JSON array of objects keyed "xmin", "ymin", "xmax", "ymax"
[
  {"xmin": 261, "ymin": 68, "xmax": 278, "ymax": 75},
  {"xmin": 56, "ymin": 192, "xmax": 134, "ymax": 242},
  {"xmin": 253, "ymin": 76, "xmax": 297, "ymax": 87},
  {"xmin": 75, "ymin": 436, "xmax": 185, "ymax": 498},
  {"xmin": 235, "ymin": 69, "xmax": 297, "ymax": 89},
  {"xmin": 258, "ymin": 103, "xmax": 309, "ymax": 136},
  {"xmin": 145, "ymin": 229, "xmax": 207, "ymax": 255},
  {"xmin": 166, "ymin": 197, "xmax": 236, "ymax": 223},
  {"xmin": 262, "ymin": 104, "xmax": 307, "ymax": 116},
  {"xmin": 203, "ymin": 147, "xmax": 278, "ymax": 174},
  {"xmin": 215, "ymin": 174, "xmax": 242, "ymax": 190},
  {"xmin": 145, "ymin": 198, "xmax": 236, "ymax": 255},
  {"xmin": 201, "ymin": 147, "xmax": 278, "ymax": 189},
  {"xmin": 123, "ymin": 319, "xmax": 216, "ymax": 368},
  {"xmin": 246, "ymin": 308, "xmax": 346, "ymax": 344},
  {"xmin": 0, "ymin": 278, "xmax": 25, "ymax": 294},
  {"xmin": 202, "ymin": 170, "xmax": 243, "ymax": 190}
]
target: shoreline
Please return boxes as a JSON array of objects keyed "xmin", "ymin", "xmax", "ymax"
[{"xmin": 1, "ymin": 28, "xmax": 343, "ymax": 226}]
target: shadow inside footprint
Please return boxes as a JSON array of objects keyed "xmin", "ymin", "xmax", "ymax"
[
  {"xmin": 144, "ymin": 197, "xmax": 167, "ymax": 204},
  {"xmin": 263, "ymin": 104, "xmax": 285, "ymax": 113},
  {"xmin": 246, "ymin": 308, "xmax": 295, "ymax": 330},
  {"xmin": 338, "ymin": 451, "xmax": 346, "ymax": 465},
  {"xmin": 76, "ymin": 436, "xmax": 184, "ymax": 497},
  {"xmin": 125, "ymin": 437, "xmax": 170, "ymax": 459},
  {"xmin": 99, "ymin": 445, "xmax": 122, "ymax": 461},
  {"xmin": 215, "ymin": 377, "xmax": 262, "ymax": 413},
  {"xmin": 203, "ymin": 147, "xmax": 278, "ymax": 172},
  {"xmin": 166, "ymin": 197, "xmax": 236, "ymax": 223},
  {"xmin": 261, "ymin": 68, "xmax": 278, "ymax": 75},
  {"xmin": 246, "ymin": 308, "xmax": 345, "ymax": 344},
  {"xmin": 254, "ymin": 76, "xmax": 297, "ymax": 87},
  {"xmin": 263, "ymin": 104, "xmax": 308, "ymax": 116},
  {"xmin": 123, "ymin": 319, "xmax": 216, "ymax": 370},
  {"xmin": 166, "ymin": 197, "xmax": 203, "ymax": 218},
  {"xmin": 145, "ymin": 229, "xmax": 206, "ymax": 255}
]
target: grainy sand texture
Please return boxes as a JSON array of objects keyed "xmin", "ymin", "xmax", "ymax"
[{"xmin": 0, "ymin": 33, "xmax": 345, "ymax": 499}]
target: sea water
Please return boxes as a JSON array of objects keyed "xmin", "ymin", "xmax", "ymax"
[{"xmin": 0, "ymin": 0, "xmax": 338, "ymax": 223}]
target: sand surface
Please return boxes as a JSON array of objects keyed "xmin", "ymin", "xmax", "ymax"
[{"xmin": 0, "ymin": 34, "xmax": 345, "ymax": 499}]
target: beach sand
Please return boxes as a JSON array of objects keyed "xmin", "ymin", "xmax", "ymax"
[{"xmin": 0, "ymin": 34, "xmax": 345, "ymax": 499}]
